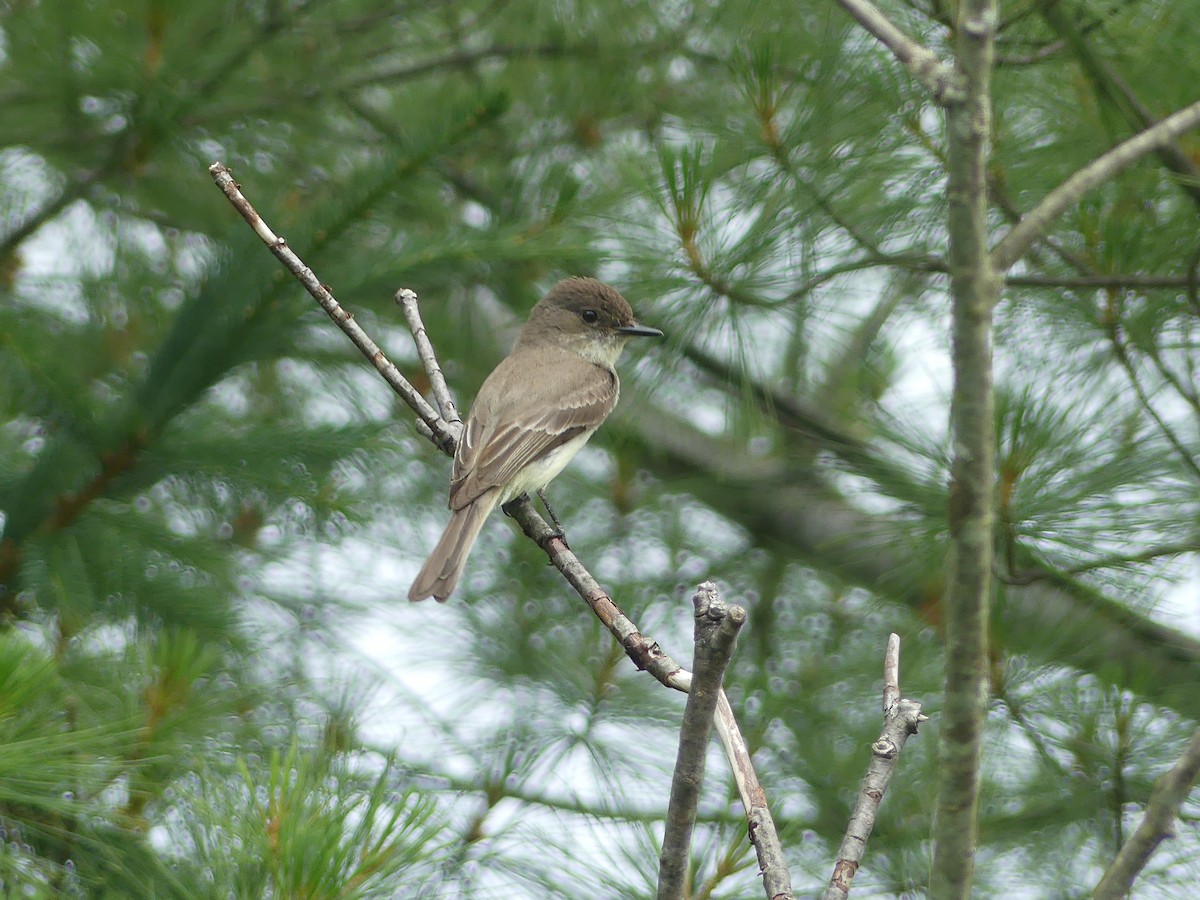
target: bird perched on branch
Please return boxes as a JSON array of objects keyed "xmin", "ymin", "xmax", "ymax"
[{"xmin": 408, "ymin": 277, "xmax": 662, "ymax": 602}]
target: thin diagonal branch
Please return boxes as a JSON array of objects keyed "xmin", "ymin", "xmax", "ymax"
[
  {"xmin": 992, "ymin": 99, "xmax": 1200, "ymax": 273},
  {"xmin": 1039, "ymin": 1, "xmax": 1200, "ymax": 212},
  {"xmin": 658, "ymin": 583, "xmax": 746, "ymax": 900},
  {"xmin": 511, "ymin": 503, "xmax": 790, "ymax": 898},
  {"xmin": 1107, "ymin": 323, "xmax": 1200, "ymax": 484},
  {"xmin": 714, "ymin": 690, "xmax": 794, "ymax": 900},
  {"xmin": 1065, "ymin": 539, "xmax": 1200, "ymax": 574},
  {"xmin": 833, "ymin": 0, "xmax": 964, "ymax": 103},
  {"xmin": 509, "ymin": 504, "xmax": 693, "ymax": 690},
  {"xmin": 1006, "ymin": 273, "xmax": 1195, "ymax": 289},
  {"xmin": 0, "ymin": 174, "xmax": 94, "ymax": 260},
  {"xmin": 883, "ymin": 632, "xmax": 901, "ymax": 715},
  {"xmin": 207, "ymin": 163, "xmax": 456, "ymax": 457},
  {"xmin": 1143, "ymin": 339, "xmax": 1200, "ymax": 420},
  {"xmin": 307, "ymin": 42, "xmax": 592, "ymax": 100},
  {"xmin": 395, "ymin": 289, "xmax": 462, "ymax": 429},
  {"xmin": 1093, "ymin": 727, "xmax": 1200, "ymax": 900}
]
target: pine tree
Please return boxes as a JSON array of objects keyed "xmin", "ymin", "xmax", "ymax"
[{"xmin": 2, "ymin": 0, "xmax": 1199, "ymax": 896}]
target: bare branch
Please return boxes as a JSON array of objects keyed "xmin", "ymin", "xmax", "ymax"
[
  {"xmin": 658, "ymin": 583, "xmax": 746, "ymax": 900},
  {"xmin": 1065, "ymin": 540, "xmax": 1200, "ymax": 574},
  {"xmin": 824, "ymin": 634, "xmax": 927, "ymax": 900},
  {"xmin": 208, "ymin": 163, "xmax": 457, "ymax": 456},
  {"xmin": 0, "ymin": 172, "xmax": 97, "ymax": 260},
  {"xmin": 883, "ymin": 632, "xmax": 901, "ymax": 716},
  {"xmin": 713, "ymin": 692, "xmax": 795, "ymax": 900},
  {"xmin": 1106, "ymin": 322, "xmax": 1200, "ymax": 485},
  {"xmin": 1038, "ymin": 2, "xmax": 1200, "ymax": 213},
  {"xmin": 994, "ymin": 38, "xmax": 1065, "ymax": 67},
  {"xmin": 395, "ymin": 288, "xmax": 462, "ymax": 429},
  {"xmin": 833, "ymin": 0, "xmax": 963, "ymax": 104},
  {"xmin": 1093, "ymin": 727, "xmax": 1200, "ymax": 899},
  {"xmin": 307, "ymin": 43, "xmax": 591, "ymax": 100},
  {"xmin": 506, "ymin": 500, "xmax": 692, "ymax": 690},
  {"xmin": 992, "ymin": 99, "xmax": 1200, "ymax": 273},
  {"xmin": 513, "ymin": 504, "xmax": 794, "ymax": 897}
]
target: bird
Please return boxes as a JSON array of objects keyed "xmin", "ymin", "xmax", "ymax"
[{"xmin": 408, "ymin": 277, "xmax": 662, "ymax": 601}]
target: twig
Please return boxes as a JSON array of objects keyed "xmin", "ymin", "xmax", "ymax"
[
  {"xmin": 1093, "ymin": 727, "xmax": 1200, "ymax": 899},
  {"xmin": 1187, "ymin": 244, "xmax": 1200, "ymax": 318},
  {"xmin": 209, "ymin": 163, "xmax": 796, "ymax": 899},
  {"xmin": 301, "ymin": 42, "xmax": 590, "ymax": 102},
  {"xmin": 994, "ymin": 38, "xmax": 1065, "ymax": 67},
  {"xmin": 713, "ymin": 690, "xmax": 795, "ymax": 900},
  {"xmin": 1063, "ymin": 540, "xmax": 1200, "ymax": 574},
  {"xmin": 395, "ymin": 289, "xmax": 462, "ymax": 429},
  {"xmin": 507, "ymin": 501, "xmax": 693, "ymax": 688},
  {"xmin": 658, "ymin": 583, "xmax": 746, "ymax": 900},
  {"xmin": 991, "ymin": 99, "xmax": 1200, "ymax": 273},
  {"xmin": 1038, "ymin": 1, "xmax": 1200, "ymax": 213},
  {"xmin": 823, "ymin": 634, "xmax": 927, "ymax": 900},
  {"xmin": 832, "ymin": 0, "xmax": 964, "ymax": 104},
  {"xmin": 207, "ymin": 163, "xmax": 457, "ymax": 456},
  {"xmin": 0, "ymin": 173, "xmax": 96, "ymax": 260},
  {"xmin": 883, "ymin": 632, "xmax": 901, "ymax": 716}
]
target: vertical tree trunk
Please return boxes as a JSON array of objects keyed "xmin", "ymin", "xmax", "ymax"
[{"xmin": 931, "ymin": 0, "xmax": 999, "ymax": 897}]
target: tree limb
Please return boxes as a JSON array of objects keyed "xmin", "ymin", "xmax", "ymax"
[
  {"xmin": 208, "ymin": 163, "xmax": 457, "ymax": 457},
  {"xmin": 833, "ymin": 0, "xmax": 964, "ymax": 104},
  {"xmin": 658, "ymin": 583, "xmax": 746, "ymax": 900},
  {"xmin": 1093, "ymin": 727, "xmax": 1200, "ymax": 900},
  {"xmin": 991, "ymin": 99, "xmax": 1200, "ymax": 273},
  {"xmin": 824, "ymin": 634, "xmax": 927, "ymax": 900},
  {"xmin": 714, "ymin": 690, "xmax": 794, "ymax": 900},
  {"xmin": 515, "ymin": 501, "xmax": 794, "ymax": 899},
  {"xmin": 395, "ymin": 289, "xmax": 463, "ymax": 430},
  {"xmin": 1039, "ymin": 1, "xmax": 1200, "ymax": 212},
  {"xmin": 1006, "ymin": 273, "xmax": 1196, "ymax": 289}
]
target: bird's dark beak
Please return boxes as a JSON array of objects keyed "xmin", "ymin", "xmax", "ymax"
[{"xmin": 617, "ymin": 323, "xmax": 664, "ymax": 338}]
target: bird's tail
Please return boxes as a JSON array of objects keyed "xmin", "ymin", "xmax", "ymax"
[{"xmin": 408, "ymin": 493, "xmax": 499, "ymax": 602}]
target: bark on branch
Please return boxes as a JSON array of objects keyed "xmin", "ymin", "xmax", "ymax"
[
  {"xmin": 1093, "ymin": 727, "xmax": 1200, "ymax": 900},
  {"xmin": 823, "ymin": 634, "xmax": 927, "ymax": 900},
  {"xmin": 833, "ymin": 0, "xmax": 963, "ymax": 104},
  {"xmin": 992, "ymin": 99, "xmax": 1200, "ymax": 273},
  {"xmin": 931, "ymin": 0, "xmax": 998, "ymax": 897},
  {"xmin": 207, "ymin": 163, "xmax": 457, "ymax": 456},
  {"xmin": 658, "ymin": 583, "xmax": 745, "ymax": 900}
]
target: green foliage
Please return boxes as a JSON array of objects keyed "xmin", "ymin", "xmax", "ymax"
[{"xmin": 165, "ymin": 745, "xmax": 443, "ymax": 898}]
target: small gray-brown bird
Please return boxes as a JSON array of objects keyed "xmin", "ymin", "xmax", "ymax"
[{"xmin": 408, "ymin": 278, "xmax": 662, "ymax": 602}]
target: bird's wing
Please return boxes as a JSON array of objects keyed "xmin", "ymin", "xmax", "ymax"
[{"xmin": 448, "ymin": 349, "xmax": 619, "ymax": 510}]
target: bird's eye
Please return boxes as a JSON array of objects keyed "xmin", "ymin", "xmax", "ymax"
[{"xmin": 581, "ymin": 309, "xmax": 599, "ymax": 323}]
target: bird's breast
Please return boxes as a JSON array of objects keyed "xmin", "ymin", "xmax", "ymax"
[{"xmin": 494, "ymin": 428, "xmax": 598, "ymax": 505}]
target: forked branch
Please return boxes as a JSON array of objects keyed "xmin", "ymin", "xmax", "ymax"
[{"xmin": 823, "ymin": 634, "xmax": 927, "ymax": 900}]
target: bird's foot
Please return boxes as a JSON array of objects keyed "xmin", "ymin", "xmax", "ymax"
[{"xmin": 501, "ymin": 492, "xmax": 568, "ymax": 548}]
